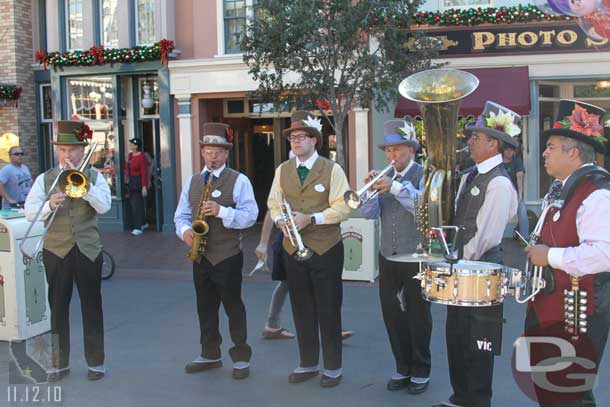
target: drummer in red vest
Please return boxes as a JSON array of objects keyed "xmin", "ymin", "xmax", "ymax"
[{"xmin": 524, "ymin": 100, "xmax": 610, "ymax": 407}]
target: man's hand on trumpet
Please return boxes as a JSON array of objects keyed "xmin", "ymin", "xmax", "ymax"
[
  {"xmin": 372, "ymin": 175, "xmax": 393, "ymax": 195},
  {"xmin": 49, "ymin": 192, "xmax": 66, "ymax": 210},
  {"xmin": 524, "ymin": 244, "xmax": 550, "ymax": 267},
  {"xmin": 291, "ymin": 211, "xmax": 312, "ymax": 230}
]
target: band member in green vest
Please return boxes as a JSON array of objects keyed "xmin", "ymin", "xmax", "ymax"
[
  {"xmin": 267, "ymin": 110, "xmax": 350, "ymax": 388},
  {"xmin": 174, "ymin": 123, "xmax": 258, "ymax": 380},
  {"xmin": 24, "ymin": 120, "xmax": 111, "ymax": 382}
]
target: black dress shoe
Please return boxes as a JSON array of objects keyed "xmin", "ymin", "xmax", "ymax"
[
  {"xmin": 232, "ymin": 366, "xmax": 250, "ymax": 380},
  {"xmin": 288, "ymin": 370, "xmax": 319, "ymax": 383},
  {"xmin": 184, "ymin": 360, "xmax": 223, "ymax": 374},
  {"xmin": 386, "ymin": 377, "xmax": 410, "ymax": 391},
  {"xmin": 87, "ymin": 370, "xmax": 105, "ymax": 381},
  {"xmin": 47, "ymin": 369, "xmax": 70, "ymax": 382},
  {"xmin": 320, "ymin": 374, "xmax": 342, "ymax": 388},
  {"xmin": 407, "ymin": 380, "xmax": 429, "ymax": 395}
]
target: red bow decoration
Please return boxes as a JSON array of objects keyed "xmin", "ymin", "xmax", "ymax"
[
  {"xmin": 75, "ymin": 124, "xmax": 93, "ymax": 142},
  {"xmin": 0, "ymin": 274, "xmax": 4, "ymax": 287},
  {"xmin": 315, "ymin": 98, "xmax": 332, "ymax": 111},
  {"xmin": 226, "ymin": 127, "xmax": 234, "ymax": 143},
  {"xmin": 158, "ymin": 39, "xmax": 175, "ymax": 65},
  {"xmin": 35, "ymin": 49, "xmax": 48, "ymax": 69},
  {"xmin": 89, "ymin": 45, "xmax": 105, "ymax": 65}
]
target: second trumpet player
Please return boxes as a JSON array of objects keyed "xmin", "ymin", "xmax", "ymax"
[{"xmin": 267, "ymin": 110, "xmax": 350, "ymax": 388}]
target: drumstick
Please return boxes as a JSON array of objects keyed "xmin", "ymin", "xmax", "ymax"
[{"xmin": 514, "ymin": 231, "xmax": 529, "ymax": 247}]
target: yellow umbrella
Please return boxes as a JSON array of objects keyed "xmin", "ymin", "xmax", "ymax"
[{"xmin": 0, "ymin": 133, "xmax": 20, "ymax": 164}]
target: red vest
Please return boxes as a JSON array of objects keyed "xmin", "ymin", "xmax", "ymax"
[{"xmin": 528, "ymin": 179, "xmax": 598, "ymax": 325}]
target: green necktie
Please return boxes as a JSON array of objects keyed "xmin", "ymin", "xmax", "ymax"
[{"xmin": 297, "ymin": 165, "xmax": 309, "ymax": 185}]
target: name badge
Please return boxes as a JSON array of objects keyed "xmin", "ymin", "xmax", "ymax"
[
  {"xmin": 470, "ymin": 186, "xmax": 480, "ymax": 196},
  {"xmin": 553, "ymin": 211, "xmax": 561, "ymax": 222},
  {"xmin": 211, "ymin": 190, "xmax": 222, "ymax": 198},
  {"xmin": 314, "ymin": 184, "xmax": 326, "ymax": 193}
]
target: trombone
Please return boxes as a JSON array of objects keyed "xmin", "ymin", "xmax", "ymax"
[
  {"xmin": 274, "ymin": 191, "xmax": 313, "ymax": 261},
  {"xmin": 343, "ymin": 161, "xmax": 397, "ymax": 209},
  {"xmin": 20, "ymin": 141, "xmax": 99, "ymax": 260}
]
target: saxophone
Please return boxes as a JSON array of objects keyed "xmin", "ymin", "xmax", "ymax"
[{"xmin": 187, "ymin": 167, "xmax": 215, "ymax": 262}]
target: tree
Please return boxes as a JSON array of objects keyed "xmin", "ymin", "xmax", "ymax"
[{"xmin": 242, "ymin": 0, "xmax": 436, "ymax": 169}]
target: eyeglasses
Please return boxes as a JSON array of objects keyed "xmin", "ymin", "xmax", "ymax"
[
  {"xmin": 288, "ymin": 134, "xmax": 310, "ymax": 142},
  {"xmin": 469, "ymin": 133, "xmax": 492, "ymax": 142},
  {"xmin": 11, "ymin": 152, "xmax": 24, "ymax": 156},
  {"xmin": 203, "ymin": 150, "xmax": 227, "ymax": 157}
]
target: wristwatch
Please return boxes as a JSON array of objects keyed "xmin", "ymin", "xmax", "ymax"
[{"xmin": 310, "ymin": 215, "xmax": 317, "ymax": 225}]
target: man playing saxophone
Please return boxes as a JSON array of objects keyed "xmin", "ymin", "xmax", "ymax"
[
  {"xmin": 267, "ymin": 110, "xmax": 350, "ymax": 388},
  {"xmin": 174, "ymin": 122, "xmax": 258, "ymax": 380}
]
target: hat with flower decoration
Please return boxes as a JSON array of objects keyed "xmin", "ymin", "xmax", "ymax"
[
  {"xmin": 543, "ymin": 99, "xmax": 608, "ymax": 154},
  {"xmin": 53, "ymin": 120, "xmax": 93, "ymax": 145},
  {"xmin": 200, "ymin": 123, "xmax": 234, "ymax": 148},
  {"xmin": 465, "ymin": 101, "xmax": 521, "ymax": 148},
  {"xmin": 282, "ymin": 110, "xmax": 323, "ymax": 147},
  {"xmin": 378, "ymin": 117, "xmax": 419, "ymax": 150}
]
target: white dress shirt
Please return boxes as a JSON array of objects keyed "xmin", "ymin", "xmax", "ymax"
[
  {"xmin": 546, "ymin": 165, "xmax": 610, "ymax": 276},
  {"xmin": 174, "ymin": 164, "xmax": 258, "ymax": 240},
  {"xmin": 24, "ymin": 167, "xmax": 112, "ymax": 222},
  {"xmin": 455, "ymin": 154, "xmax": 518, "ymax": 261}
]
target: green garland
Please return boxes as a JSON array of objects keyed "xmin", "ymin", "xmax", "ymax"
[
  {"xmin": 0, "ymin": 85, "xmax": 22, "ymax": 106},
  {"xmin": 34, "ymin": 39, "xmax": 174, "ymax": 69},
  {"xmin": 412, "ymin": 4, "xmax": 571, "ymax": 27}
]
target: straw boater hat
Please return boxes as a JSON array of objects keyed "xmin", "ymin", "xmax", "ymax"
[
  {"xmin": 282, "ymin": 110, "xmax": 323, "ymax": 147},
  {"xmin": 53, "ymin": 120, "xmax": 93, "ymax": 145},
  {"xmin": 465, "ymin": 101, "xmax": 521, "ymax": 148},
  {"xmin": 542, "ymin": 99, "xmax": 608, "ymax": 155},
  {"xmin": 200, "ymin": 123, "xmax": 233, "ymax": 148},
  {"xmin": 378, "ymin": 117, "xmax": 419, "ymax": 150}
]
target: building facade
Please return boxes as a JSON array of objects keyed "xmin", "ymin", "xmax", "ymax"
[{"xmin": 31, "ymin": 0, "xmax": 177, "ymax": 231}]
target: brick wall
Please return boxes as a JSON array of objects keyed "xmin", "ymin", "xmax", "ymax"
[{"xmin": 0, "ymin": 0, "xmax": 39, "ymax": 176}]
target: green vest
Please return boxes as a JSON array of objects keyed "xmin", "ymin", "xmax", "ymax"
[
  {"xmin": 279, "ymin": 157, "xmax": 342, "ymax": 255},
  {"xmin": 43, "ymin": 167, "xmax": 102, "ymax": 262}
]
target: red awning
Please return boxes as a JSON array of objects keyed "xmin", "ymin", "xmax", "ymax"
[{"xmin": 395, "ymin": 66, "xmax": 530, "ymax": 118}]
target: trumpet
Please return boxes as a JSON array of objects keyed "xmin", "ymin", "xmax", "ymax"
[
  {"xmin": 274, "ymin": 192, "xmax": 313, "ymax": 261},
  {"xmin": 343, "ymin": 161, "xmax": 397, "ymax": 209},
  {"xmin": 20, "ymin": 141, "xmax": 99, "ymax": 260}
]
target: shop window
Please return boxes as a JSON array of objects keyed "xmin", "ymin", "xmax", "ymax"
[
  {"xmin": 39, "ymin": 84, "xmax": 55, "ymax": 169},
  {"xmin": 224, "ymin": 0, "xmax": 247, "ymax": 53},
  {"xmin": 66, "ymin": 0, "xmax": 84, "ymax": 50},
  {"xmin": 139, "ymin": 78, "xmax": 160, "ymax": 118},
  {"xmin": 136, "ymin": 0, "xmax": 157, "ymax": 45},
  {"xmin": 574, "ymin": 82, "xmax": 610, "ymax": 98},
  {"xmin": 100, "ymin": 0, "xmax": 119, "ymax": 48},
  {"xmin": 66, "ymin": 76, "xmax": 118, "ymax": 197},
  {"xmin": 441, "ymin": 0, "xmax": 492, "ymax": 8}
]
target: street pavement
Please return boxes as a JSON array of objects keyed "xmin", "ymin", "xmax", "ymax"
[{"xmin": 1, "ymin": 225, "xmax": 608, "ymax": 407}]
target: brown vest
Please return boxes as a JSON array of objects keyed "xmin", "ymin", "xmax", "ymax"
[
  {"xmin": 189, "ymin": 167, "xmax": 240, "ymax": 265},
  {"xmin": 43, "ymin": 166, "xmax": 102, "ymax": 262},
  {"xmin": 279, "ymin": 157, "xmax": 342, "ymax": 255}
]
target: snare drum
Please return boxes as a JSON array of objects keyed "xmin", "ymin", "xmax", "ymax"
[{"xmin": 421, "ymin": 260, "xmax": 505, "ymax": 306}]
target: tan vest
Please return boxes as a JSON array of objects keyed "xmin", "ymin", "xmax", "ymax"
[
  {"xmin": 189, "ymin": 167, "xmax": 240, "ymax": 266},
  {"xmin": 43, "ymin": 167, "xmax": 102, "ymax": 262},
  {"xmin": 279, "ymin": 157, "xmax": 341, "ymax": 255}
]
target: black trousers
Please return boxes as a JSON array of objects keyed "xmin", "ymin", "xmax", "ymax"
[
  {"xmin": 446, "ymin": 304, "xmax": 503, "ymax": 407},
  {"xmin": 42, "ymin": 246, "xmax": 104, "ymax": 369},
  {"xmin": 284, "ymin": 242, "xmax": 344, "ymax": 371},
  {"xmin": 129, "ymin": 190, "xmax": 145, "ymax": 229},
  {"xmin": 379, "ymin": 255, "xmax": 432, "ymax": 378},
  {"xmin": 193, "ymin": 252, "xmax": 252, "ymax": 363}
]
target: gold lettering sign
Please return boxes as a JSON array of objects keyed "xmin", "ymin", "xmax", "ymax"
[
  {"xmin": 556, "ymin": 30, "xmax": 578, "ymax": 46},
  {"xmin": 517, "ymin": 32, "xmax": 538, "ymax": 47},
  {"xmin": 472, "ymin": 32, "xmax": 495, "ymax": 51}
]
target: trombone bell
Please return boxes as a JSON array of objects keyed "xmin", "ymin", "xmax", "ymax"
[{"xmin": 59, "ymin": 170, "xmax": 90, "ymax": 198}]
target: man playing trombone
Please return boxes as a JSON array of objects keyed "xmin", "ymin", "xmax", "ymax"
[
  {"xmin": 267, "ymin": 110, "xmax": 350, "ymax": 387},
  {"xmin": 359, "ymin": 118, "xmax": 431, "ymax": 395},
  {"xmin": 24, "ymin": 120, "xmax": 111, "ymax": 381},
  {"xmin": 174, "ymin": 123, "xmax": 258, "ymax": 380}
]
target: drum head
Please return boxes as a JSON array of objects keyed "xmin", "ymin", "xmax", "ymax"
[{"xmin": 425, "ymin": 259, "xmax": 503, "ymax": 275}]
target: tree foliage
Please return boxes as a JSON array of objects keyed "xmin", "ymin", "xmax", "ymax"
[{"xmin": 242, "ymin": 0, "xmax": 436, "ymax": 168}]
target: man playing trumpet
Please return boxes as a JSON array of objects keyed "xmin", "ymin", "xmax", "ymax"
[
  {"xmin": 359, "ymin": 118, "xmax": 431, "ymax": 395},
  {"xmin": 267, "ymin": 110, "xmax": 350, "ymax": 387},
  {"xmin": 174, "ymin": 123, "xmax": 258, "ymax": 380},
  {"xmin": 24, "ymin": 120, "xmax": 111, "ymax": 381}
]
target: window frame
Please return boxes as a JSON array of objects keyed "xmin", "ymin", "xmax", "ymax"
[
  {"xmin": 134, "ymin": 0, "xmax": 157, "ymax": 46},
  {"xmin": 65, "ymin": 0, "xmax": 85, "ymax": 51},
  {"xmin": 99, "ymin": 0, "xmax": 119, "ymax": 48}
]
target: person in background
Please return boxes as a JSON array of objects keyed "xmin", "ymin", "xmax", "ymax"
[
  {"xmin": 0, "ymin": 146, "xmax": 32, "ymax": 209},
  {"xmin": 502, "ymin": 144, "xmax": 529, "ymax": 240},
  {"xmin": 125, "ymin": 138, "xmax": 148, "ymax": 236}
]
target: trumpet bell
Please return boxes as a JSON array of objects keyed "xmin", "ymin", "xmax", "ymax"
[
  {"xmin": 344, "ymin": 190, "xmax": 362, "ymax": 209},
  {"xmin": 58, "ymin": 169, "xmax": 90, "ymax": 198},
  {"xmin": 192, "ymin": 219, "xmax": 209, "ymax": 236},
  {"xmin": 294, "ymin": 247, "xmax": 313, "ymax": 261}
]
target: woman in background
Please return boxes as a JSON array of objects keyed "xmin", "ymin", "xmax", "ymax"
[{"xmin": 125, "ymin": 138, "xmax": 148, "ymax": 236}]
